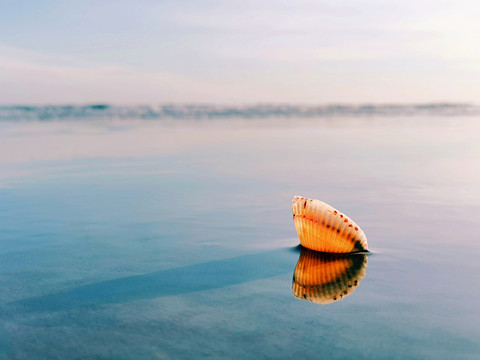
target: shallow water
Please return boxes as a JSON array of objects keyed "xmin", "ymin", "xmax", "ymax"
[{"xmin": 0, "ymin": 116, "xmax": 479, "ymax": 359}]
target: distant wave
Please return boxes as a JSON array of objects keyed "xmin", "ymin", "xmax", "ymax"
[{"xmin": 0, "ymin": 103, "xmax": 479, "ymax": 121}]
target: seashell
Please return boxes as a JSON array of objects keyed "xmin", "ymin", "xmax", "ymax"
[
  {"xmin": 292, "ymin": 196, "xmax": 368, "ymax": 253},
  {"xmin": 292, "ymin": 247, "xmax": 368, "ymax": 304}
]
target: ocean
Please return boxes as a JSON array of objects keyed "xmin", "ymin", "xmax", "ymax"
[{"xmin": 0, "ymin": 105, "xmax": 479, "ymax": 359}]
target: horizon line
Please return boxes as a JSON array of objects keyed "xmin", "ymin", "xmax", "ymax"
[{"xmin": 0, "ymin": 101, "xmax": 477, "ymax": 108}]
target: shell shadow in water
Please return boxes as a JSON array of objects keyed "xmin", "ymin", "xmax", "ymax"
[{"xmin": 292, "ymin": 247, "xmax": 368, "ymax": 305}]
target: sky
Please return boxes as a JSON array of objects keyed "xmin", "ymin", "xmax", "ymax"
[{"xmin": 1, "ymin": 0, "xmax": 480, "ymax": 104}]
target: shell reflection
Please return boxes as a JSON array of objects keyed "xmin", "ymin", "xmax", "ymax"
[{"xmin": 292, "ymin": 247, "xmax": 368, "ymax": 305}]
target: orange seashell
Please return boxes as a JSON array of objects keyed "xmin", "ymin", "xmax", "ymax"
[
  {"xmin": 292, "ymin": 196, "xmax": 368, "ymax": 253},
  {"xmin": 292, "ymin": 247, "xmax": 368, "ymax": 304}
]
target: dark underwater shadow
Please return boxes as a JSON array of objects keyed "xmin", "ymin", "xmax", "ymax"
[{"xmin": 6, "ymin": 248, "xmax": 299, "ymax": 314}]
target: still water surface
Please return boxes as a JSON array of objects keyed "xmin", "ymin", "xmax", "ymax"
[{"xmin": 0, "ymin": 116, "xmax": 479, "ymax": 359}]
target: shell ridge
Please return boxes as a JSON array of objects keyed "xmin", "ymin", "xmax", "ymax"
[{"xmin": 292, "ymin": 196, "xmax": 368, "ymax": 253}]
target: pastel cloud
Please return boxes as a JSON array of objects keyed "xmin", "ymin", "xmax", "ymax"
[{"xmin": 1, "ymin": 1, "xmax": 480, "ymax": 104}]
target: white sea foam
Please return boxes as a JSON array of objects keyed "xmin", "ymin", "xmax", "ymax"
[{"xmin": 0, "ymin": 103, "xmax": 478, "ymax": 121}]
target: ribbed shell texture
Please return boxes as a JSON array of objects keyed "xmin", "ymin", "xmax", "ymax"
[{"xmin": 292, "ymin": 196, "xmax": 368, "ymax": 253}]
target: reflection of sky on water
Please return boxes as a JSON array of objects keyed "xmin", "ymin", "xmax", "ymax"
[
  {"xmin": 0, "ymin": 117, "xmax": 479, "ymax": 359},
  {"xmin": 6, "ymin": 249, "xmax": 297, "ymax": 313}
]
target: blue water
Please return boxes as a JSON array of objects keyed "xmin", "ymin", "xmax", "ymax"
[{"xmin": 0, "ymin": 116, "xmax": 479, "ymax": 359}]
